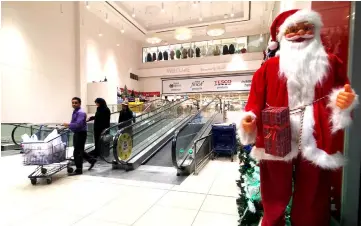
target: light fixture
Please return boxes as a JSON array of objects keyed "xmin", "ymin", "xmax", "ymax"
[
  {"xmin": 193, "ymin": 1, "xmax": 197, "ymax": 7},
  {"xmin": 85, "ymin": 1, "xmax": 90, "ymax": 9},
  {"xmin": 161, "ymin": 2, "xmax": 165, "ymax": 13},
  {"xmin": 105, "ymin": 13, "xmax": 109, "ymax": 23},
  {"xmin": 224, "ymin": 14, "xmax": 229, "ymax": 19},
  {"xmin": 259, "ymin": 34, "xmax": 264, "ymax": 42},
  {"xmin": 98, "ymin": 33, "xmax": 103, "ymax": 37},
  {"xmin": 199, "ymin": 17, "xmax": 203, "ymax": 22},
  {"xmin": 230, "ymin": 5, "xmax": 234, "ymax": 17},
  {"xmin": 132, "ymin": 8, "xmax": 135, "ymax": 17},
  {"xmin": 116, "ymin": 44, "xmax": 120, "ymax": 47},
  {"xmin": 174, "ymin": 27, "xmax": 192, "ymax": 41},
  {"xmin": 146, "ymin": 34, "xmax": 162, "ymax": 44},
  {"xmin": 206, "ymin": 24, "xmax": 225, "ymax": 37},
  {"xmin": 121, "ymin": 24, "xmax": 125, "ymax": 33}
]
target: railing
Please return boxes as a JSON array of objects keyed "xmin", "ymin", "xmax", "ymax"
[
  {"xmin": 87, "ymin": 99, "xmax": 168, "ymax": 114},
  {"xmin": 193, "ymin": 134, "xmax": 213, "ymax": 175},
  {"xmin": 101, "ymin": 98, "xmax": 199, "ymax": 164},
  {"xmin": 171, "ymin": 97, "xmax": 222, "ymax": 171}
]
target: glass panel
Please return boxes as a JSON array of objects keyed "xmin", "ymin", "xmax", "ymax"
[
  {"xmin": 311, "ymin": 1, "xmax": 352, "ymax": 222},
  {"xmin": 112, "ymin": 98, "xmax": 199, "ymax": 162},
  {"xmin": 142, "ymin": 33, "xmax": 269, "ymax": 63},
  {"xmin": 174, "ymin": 99, "xmax": 221, "ymax": 167}
]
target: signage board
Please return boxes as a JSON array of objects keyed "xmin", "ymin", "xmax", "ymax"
[{"xmin": 162, "ymin": 75, "xmax": 252, "ymax": 94}]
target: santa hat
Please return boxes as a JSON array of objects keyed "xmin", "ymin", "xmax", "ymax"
[{"xmin": 268, "ymin": 9, "xmax": 323, "ymax": 49}]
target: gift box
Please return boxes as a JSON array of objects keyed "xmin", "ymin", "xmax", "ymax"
[{"xmin": 261, "ymin": 107, "xmax": 291, "ymax": 157}]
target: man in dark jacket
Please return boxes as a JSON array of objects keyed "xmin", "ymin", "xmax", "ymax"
[{"xmin": 87, "ymin": 98, "xmax": 111, "ymax": 158}]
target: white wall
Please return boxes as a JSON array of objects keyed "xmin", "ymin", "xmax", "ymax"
[
  {"xmin": 0, "ymin": 2, "xmax": 142, "ymax": 123},
  {"xmin": 0, "ymin": 2, "xmax": 77, "ymax": 123},
  {"xmin": 79, "ymin": 6, "xmax": 141, "ymax": 105},
  {"xmin": 139, "ymin": 77, "xmax": 162, "ymax": 93}
]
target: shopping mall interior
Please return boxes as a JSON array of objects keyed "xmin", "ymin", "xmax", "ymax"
[{"xmin": 0, "ymin": 1, "xmax": 361, "ymax": 226}]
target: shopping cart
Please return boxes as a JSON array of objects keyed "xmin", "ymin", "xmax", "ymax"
[{"xmin": 22, "ymin": 128, "xmax": 74, "ymax": 185}]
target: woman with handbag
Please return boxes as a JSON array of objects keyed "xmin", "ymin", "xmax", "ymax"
[{"xmin": 87, "ymin": 98, "xmax": 111, "ymax": 158}]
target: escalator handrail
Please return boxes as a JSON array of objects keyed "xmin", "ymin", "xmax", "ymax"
[
  {"xmin": 171, "ymin": 97, "xmax": 222, "ymax": 169},
  {"xmin": 109, "ymin": 98, "xmax": 199, "ymax": 164},
  {"xmin": 11, "ymin": 121, "xmax": 96, "ymax": 147},
  {"xmin": 113, "ymin": 98, "xmax": 199, "ymax": 136},
  {"xmin": 88, "ymin": 98, "xmax": 168, "ymax": 114},
  {"xmin": 101, "ymin": 98, "xmax": 198, "ymax": 137}
]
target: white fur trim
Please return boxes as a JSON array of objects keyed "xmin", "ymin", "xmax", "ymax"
[
  {"xmin": 301, "ymin": 105, "xmax": 346, "ymax": 169},
  {"xmin": 250, "ymin": 146, "xmax": 299, "ymax": 162},
  {"xmin": 275, "ymin": 50, "xmax": 280, "ymax": 56},
  {"xmin": 278, "ymin": 9, "xmax": 323, "ymax": 41},
  {"xmin": 302, "ymin": 147, "xmax": 346, "ymax": 169},
  {"xmin": 268, "ymin": 41, "xmax": 278, "ymax": 51},
  {"xmin": 238, "ymin": 111, "xmax": 257, "ymax": 145},
  {"xmin": 328, "ymin": 87, "xmax": 359, "ymax": 133}
]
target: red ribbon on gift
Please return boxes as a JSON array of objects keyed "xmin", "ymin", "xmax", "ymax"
[{"xmin": 264, "ymin": 123, "xmax": 290, "ymax": 150}]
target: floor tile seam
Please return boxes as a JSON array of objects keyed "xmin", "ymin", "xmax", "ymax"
[
  {"xmin": 65, "ymin": 176, "xmax": 176, "ymax": 191},
  {"xmin": 190, "ymin": 188, "xmax": 209, "ymax": 226},
  {"xmin": 69, "ymin": 193, "xmax": 125, "ymax": 226},
  {"xmin": 205, "ymin": 193, "xmax": 239, "ymax": 198},
  {"xmin": 155, "ymin": 202, "xmax": 203, "ymax": 212},
  {"xmin": 166, "ymin": 189, "xmax": 209, "ymax": 196},
  {"xmin": 198, "ymin": 210, "xmax": 239, "ymax": 217},
  {"xmin": 130, "ymin": 188, "xmax": 171, "ymax": 226}
]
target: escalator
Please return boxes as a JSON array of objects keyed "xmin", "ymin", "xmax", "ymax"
[
  {"xmin": 104, "ymin": 98, "xmax": 222, "ymax": 173},
  {"xmin": 2, "ymin": 99, "xmax": 172, "ymax": 153},
  {"xmin": 170, "ymin": 98, "xmax": 224, "ymax": 176},
  {"xmin": 100, "ymin": 98, "xmax": 200, "ymax": 170}
]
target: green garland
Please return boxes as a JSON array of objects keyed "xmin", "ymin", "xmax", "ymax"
[
  {"xmin": 236, "ymin": 137, "xmax": 293, "ymax": 226},
  {"xmin": 236, "ymin": 137, "xmax": 263, "ymax": 226}
]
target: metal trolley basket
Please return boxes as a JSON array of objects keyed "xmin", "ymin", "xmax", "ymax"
[{"xmin": 22, "ymin": 129, "xmax": 74, "ymax": 185}]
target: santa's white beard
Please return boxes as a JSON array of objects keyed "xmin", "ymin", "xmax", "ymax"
[
  {"xmin": 279, "ymin": 36, "xmax": 330, "ymax": 144},
  {"xmin": 279, "ymin": 36, "xmax": 329, "ymax": 108}
]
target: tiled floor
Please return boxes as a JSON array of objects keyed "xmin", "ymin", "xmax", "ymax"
[{"xmin": 0, "ymin": 154, "xmax": 240, "ymax": 226}]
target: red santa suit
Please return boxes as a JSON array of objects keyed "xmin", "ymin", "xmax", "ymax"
[{"xmin": 239, "ymin": 9, "xmax": 359, "ymax": 226}]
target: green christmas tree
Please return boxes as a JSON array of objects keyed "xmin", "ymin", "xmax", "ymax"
[
  {"xmin": 236, "ymin": 136, "xmax": 293, "ymax": 226},
  {"xmin": 236, "ymin": 137, "xmax": 263, "ymax": 226},
  {"xmin": 123, "ymin": 85, "xmax": 129, "ymax": 97}
]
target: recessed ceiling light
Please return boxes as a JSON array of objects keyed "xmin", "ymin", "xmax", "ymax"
[
  {"xmin": 121, "ymin": 29, "xmax": 125, "ymax": 33},
  {"xmin": 224, "ymin": 14, "xmax": 229, "ymax": 19},
  {"xmin": 206, "ymin": 24, "xmax": 225, "ymax": 37},
  {"xmin": 85, "ymin": 1, "xmax": 90, "ymax": 9},
  {"xmin": 230, "ymin": 13, "xmax": 234, "ymax": 17},
  {"xmin": 161, "ymin": 2, "xmax": 165, "ymax": 13},
  {"xmin": 98, "ymin": 33, "xmax": 103, "ymax": 37},
  {"xmin": 199, "ymin": 17, "xmax": 203, "ymax": 21},
  {"xmin": 193, "ymin": 1, "xmax": 197, "ymax": 7},
  {"xmin": 116, "ymin": 44, "xmax": 120, "ymax": 47},
  {"xmin": 105, "ymin": 13, "xmax": 109, "ymax": 23}
]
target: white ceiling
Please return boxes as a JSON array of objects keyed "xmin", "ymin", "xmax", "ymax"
[
  {"xmin": 116, "ymin": 1, "xmax": 250, "ymax": 31},
  {"xmin": 86, "ymin": 1, "xmax": 275, "ymax": 45}
]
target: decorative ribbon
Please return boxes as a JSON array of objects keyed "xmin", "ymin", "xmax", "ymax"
[{"xmin": 264, "ymin": 123, "xmax": 289, "ymax": 140}]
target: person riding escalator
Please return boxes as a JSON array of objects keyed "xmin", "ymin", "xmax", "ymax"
[
  {"xmin": 87, "ymin": 98, "xmax": 111, "ymax": 158},
  {"xmin": 118, "ymin": 102, "xmax": 135, "ymax": 129}
]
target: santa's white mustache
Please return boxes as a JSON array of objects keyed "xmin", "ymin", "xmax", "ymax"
[{"xmin": 286, "ymin": 34, "xmax": 314, "ymax": 41}]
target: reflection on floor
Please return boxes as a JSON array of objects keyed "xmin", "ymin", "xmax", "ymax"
[
  {"xmin": 84, "ymin": 160, "xmax": 187, "ymax": 185},
  {"xmin": 0, "ymin": 154, "xmax": 240, "ymax": 226}
]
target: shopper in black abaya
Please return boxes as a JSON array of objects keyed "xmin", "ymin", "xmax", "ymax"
[{"xmin": 87, "ymin": 98, "xmax": 111, "ymax": 158}]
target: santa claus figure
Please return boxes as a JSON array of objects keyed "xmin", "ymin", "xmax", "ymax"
[{"xmin": 239, "ymin": 9, "xmax": 358, "ymax": 226}]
